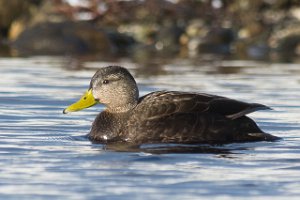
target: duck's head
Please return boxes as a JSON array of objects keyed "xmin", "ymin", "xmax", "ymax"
[{"xmin": 63, "ymin": 66, "xmax": 139, "ymax": 114}]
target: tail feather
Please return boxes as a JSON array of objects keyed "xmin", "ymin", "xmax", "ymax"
[
  {"xmin": 234, "ymin": 116, "xmax": 280, "ymax": 142},
  {"xmin": 247, "ymin": 132, "xmax": 281, "ymax": 142}
]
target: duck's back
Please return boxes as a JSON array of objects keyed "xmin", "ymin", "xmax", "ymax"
[{"xmin": 124, "ymin": 91, "xmax": 278, "ymax": 144}]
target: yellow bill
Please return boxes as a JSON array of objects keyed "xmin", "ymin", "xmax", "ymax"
[{"xmin": 63, "ymin": 89, "xmax": 97, "ymax": 114}]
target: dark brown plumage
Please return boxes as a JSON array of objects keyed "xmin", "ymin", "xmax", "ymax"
[{"xmin": 75, "ymin": 66, "xmax": 280, "ymax": 144}]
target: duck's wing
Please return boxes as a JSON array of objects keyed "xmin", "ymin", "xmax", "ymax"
[{"xmin": 136, "ymin": 91, "xmax": 270, "ymax": 120}]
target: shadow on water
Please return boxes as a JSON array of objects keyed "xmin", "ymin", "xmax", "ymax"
[
  {"xmin": 54, "ymin": 134, "xmax": 281, "ymax": 156},
  {"xmin": 92, "ymin": 141, "xmax": 246, "ymax": 155},
  {"xmin": 49, "ymin": 134, "xmax": 246, "ymax": 156}
]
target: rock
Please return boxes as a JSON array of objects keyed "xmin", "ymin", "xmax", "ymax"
[
  {"xmin": 190, "ymin": 27, "xmax": 235, "ymax": 55},
  {"xmin": 269, "ymin": 22, "xmax": 300, "ymax": 61},
  {"xmin": 154, "ymin": 21, "xmax": 185, "ymax": 54},
  {"xmin": 106, "ymin": 30, "xmax": 136, "ymax": 54},
  {"xmin": 12, "ymin": 21, "xmax": 115, "ymax": 56},
  {"xmin": 200, "ymin": 27, "xmax": 235, "ymax": 54}
]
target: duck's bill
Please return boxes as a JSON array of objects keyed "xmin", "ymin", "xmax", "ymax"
[{"xmin": 63, "ymin": 89, "xmax": 97, "ymax": 114}]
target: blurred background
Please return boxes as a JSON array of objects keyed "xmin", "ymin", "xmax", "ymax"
[{"xmin": 0, "ymin": 0, "xmax": 300, "ymax": 63}]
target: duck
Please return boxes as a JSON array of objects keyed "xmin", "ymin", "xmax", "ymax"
[{"xmin": 63, "ymin": 65, "xmax": 280, "ymax": 144}]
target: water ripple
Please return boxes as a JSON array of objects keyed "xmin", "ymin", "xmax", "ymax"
[{"xmin": 1, "ymin": 57, "xmax": 300, "ymax": 199}]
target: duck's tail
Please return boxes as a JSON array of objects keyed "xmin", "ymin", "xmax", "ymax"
[
  {"xmin": 236, "ymin": 116, "xmax": 281, "ymax": 142},
  {"xmin": 246, "ymin": 132, "xmax": 281, "ymax": 142}
]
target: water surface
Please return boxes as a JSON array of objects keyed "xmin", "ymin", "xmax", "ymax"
[{"xmin": 1, "ymin": 57, "xmax": 300, "ymax": 199}]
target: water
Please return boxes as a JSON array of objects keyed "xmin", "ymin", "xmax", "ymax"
[{"xmin": 0, "ymin": 57, "xmax": 300, "ymax": 200}]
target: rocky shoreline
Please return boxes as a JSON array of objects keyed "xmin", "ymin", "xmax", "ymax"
[{"xmin": 0, "ymin": 0, "xmax": 299, "ymax": 62}]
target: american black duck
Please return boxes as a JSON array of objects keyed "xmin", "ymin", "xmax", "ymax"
[{"xmin": 63, "ymin": 66, "xmax": 280, "ymax": 144}]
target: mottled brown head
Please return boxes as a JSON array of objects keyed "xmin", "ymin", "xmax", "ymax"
[{"xmin": 90, "ymin": 66, "xmax": 139, "ymax": 113}]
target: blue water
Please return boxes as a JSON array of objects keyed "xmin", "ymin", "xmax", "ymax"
[{"xmin": 1, "ymin": 57, "xmax": 300, "ymax": 199}]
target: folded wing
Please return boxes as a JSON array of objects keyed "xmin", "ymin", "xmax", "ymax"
[{"xmin": 136, "ymin": 91, "xmax": 270, "ymax": 120}]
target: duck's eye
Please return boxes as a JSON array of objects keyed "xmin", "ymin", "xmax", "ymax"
[{"xmin": 103, "ymin": 80, "xmax": 109, "ymax": 84}]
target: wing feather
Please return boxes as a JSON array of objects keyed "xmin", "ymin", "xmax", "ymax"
[{"xmin": 135, "ymin": 91, "xmax": 270, "ymax": 120}]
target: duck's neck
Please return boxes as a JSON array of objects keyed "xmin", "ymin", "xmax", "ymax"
[
  {"xmin": 106, "ymin": 86, "xmax": 139, "ymax": 113},
  {"xmin": 106, "ymin": 101, "xmax": 137, "ymax": 113}
]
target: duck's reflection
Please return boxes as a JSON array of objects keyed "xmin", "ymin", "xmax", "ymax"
[{"xmin": 97, "ymin": 142, "xmax": 246, "ymax": 155}]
